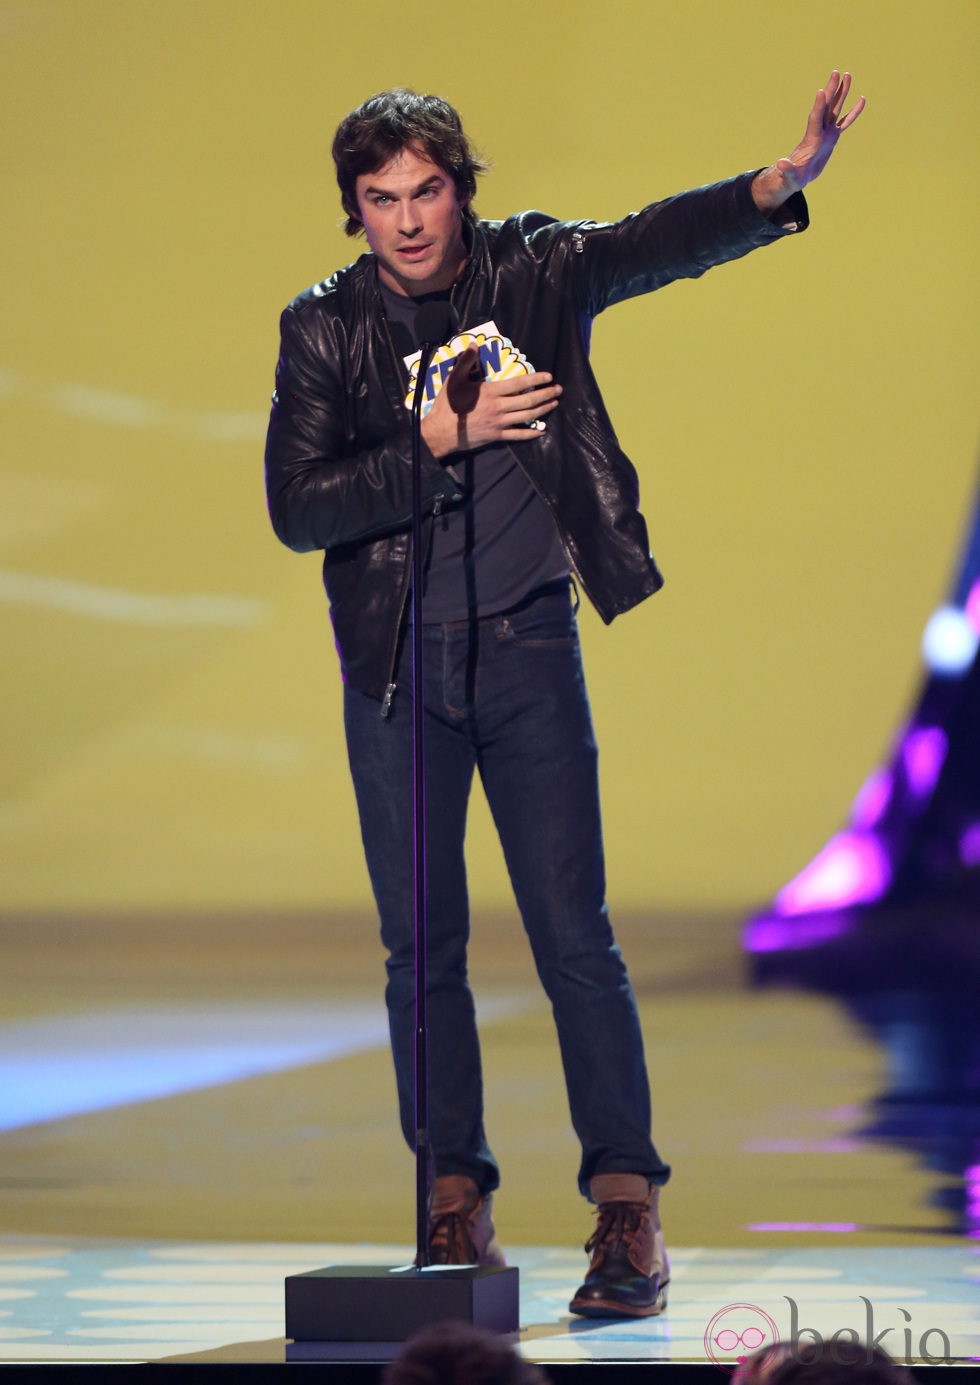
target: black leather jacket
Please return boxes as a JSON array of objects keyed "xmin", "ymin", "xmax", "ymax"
[{"xmin": 265, "ymin": 172, "xmax": 807, "ymax": 703}]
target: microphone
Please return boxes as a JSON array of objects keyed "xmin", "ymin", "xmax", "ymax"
[{"xmin": 414, "ymin": 300, "xmax": 459, "ymax": 349}]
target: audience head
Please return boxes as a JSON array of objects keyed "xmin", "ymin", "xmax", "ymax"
[
  {"xmin": 735, "ymin": 1340, "xmax": 916, "ymax": 1385},
  {"xmin": 382, "ymin": 1320, "xmax": 550, "ymax": 1385}
]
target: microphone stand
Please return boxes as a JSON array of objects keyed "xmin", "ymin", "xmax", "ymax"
[
  {"xmin": 283, "ymin": 301, "xmax": 518, "ymax": 1356},
  {"xmin": 404, "ymin": 297, "xmax": 462, "ymax": 1265},
  {"xmin": 408, "ymin": 324, "xmax": 443, "ymax": 1269}
]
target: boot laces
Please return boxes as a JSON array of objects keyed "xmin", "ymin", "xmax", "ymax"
[
  {"xmin": 429, "ymin": 1209, "xmax": 477, "ymax": 1264},
  {"xmin": 585, "ymin": 1201, "xmax": 646, "ymax": 1260}
]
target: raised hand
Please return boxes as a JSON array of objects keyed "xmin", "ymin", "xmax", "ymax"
[{"xmin": 753, "ymin": 71, "xmax": 866, "ymax": 214}]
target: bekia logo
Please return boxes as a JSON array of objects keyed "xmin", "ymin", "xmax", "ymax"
[
  {"xmin": 704, "ymin": 1297, "xmax": 953, "ymax": 1372},
  {"xmin": 704, "ymin": 1303, "xmax": 781, "ymax": 1372}
]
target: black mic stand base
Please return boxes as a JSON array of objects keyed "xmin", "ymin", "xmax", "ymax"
[{"xmin": 284, "ymin": 1262, "xmax": 519, "ymax": 1358}]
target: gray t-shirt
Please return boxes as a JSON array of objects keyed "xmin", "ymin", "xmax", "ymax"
[{"xmin": 382, "ymin": 284, "xmax": 569, "ymax": 623}]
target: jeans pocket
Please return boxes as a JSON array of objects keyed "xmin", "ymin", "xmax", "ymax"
[{"xmin": 497, "ymin": 591, "xmax": 578, "ymax": 648}]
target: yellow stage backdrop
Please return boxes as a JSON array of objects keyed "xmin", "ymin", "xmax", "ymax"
[{"xmin": 2, "ymin": 1, "xmax": 976, "ymax": 914}]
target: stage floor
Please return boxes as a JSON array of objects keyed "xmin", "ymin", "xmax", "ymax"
[
  {"xmin": 1, "ymin": 908, "xmax": 977, "ymax": 1374},
  {"xmin": 2, "ymin": 1236, "xmax": 977, "ymax": 1366}
]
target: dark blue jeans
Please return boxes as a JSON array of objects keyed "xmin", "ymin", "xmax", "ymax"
[{"xmin": 343, "ymin": 583, "xmax": 670, "ymax": 1198}]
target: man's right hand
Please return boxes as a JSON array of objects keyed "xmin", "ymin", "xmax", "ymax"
[{"xmin": 421, "ymin": 346, "xmax": 562, "ymax": 459}]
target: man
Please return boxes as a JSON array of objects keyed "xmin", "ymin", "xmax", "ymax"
[{"xmin": 264, "ymin": 76, "xmax": 864, "ymax": 1318}]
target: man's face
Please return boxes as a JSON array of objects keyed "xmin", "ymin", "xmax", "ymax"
[{"xmin": 354, "ymin": 145, "xmax": 468, "ymax": 298}]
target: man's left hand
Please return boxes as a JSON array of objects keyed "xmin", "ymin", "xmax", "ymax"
[{"xmin": 753, "ymin": 70, "xmax": 866, "ymax": 215}]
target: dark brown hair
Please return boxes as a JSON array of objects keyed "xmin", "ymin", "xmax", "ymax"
[
  {"xmin": 332, "ymin": 88, "xmax": 488, "ymax": 237},
  {"xmin": 381, "ymin": 1320, "xmax": 550, "ymax": 1385},
  {"xmin": 738, "ymin": 1341, "xmax": 917, "ymax": 1385}
]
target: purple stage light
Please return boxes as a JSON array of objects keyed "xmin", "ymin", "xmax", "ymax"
[
  {"xmin": 773, "ymin": 831, "xmax": 892, "ymax": 917},
  {"xmin": 965, "ymin": 578, "xmax": 980, "ymax": 632},
  {"xmin": 851, "ymin": 766, "xmax": 894, "ymax": 831},
  {"xmin": 743, "ymin": 912, "xmax": 851, "ymax": 954},
  {"xmin": 746, "ymin": 1222, "xmax": 861, "ymax": 1233},
  {"xmin": 900, "ymin": 725, "xmax": 948, "ymax": 800}
]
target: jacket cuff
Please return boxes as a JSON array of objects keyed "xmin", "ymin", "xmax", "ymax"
[{"xmin": 737, "ymin": 169, "xmax": 809, "ymax": 237}]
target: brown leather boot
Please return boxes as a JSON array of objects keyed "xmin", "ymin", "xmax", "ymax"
[
  {"xmin": 425, "ymin": 1175, "xmax": 507, "ymax": 1267},
  {"xmin": 568, "ymin": 1173, "xmax": 669, "ymax": 1318}
]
